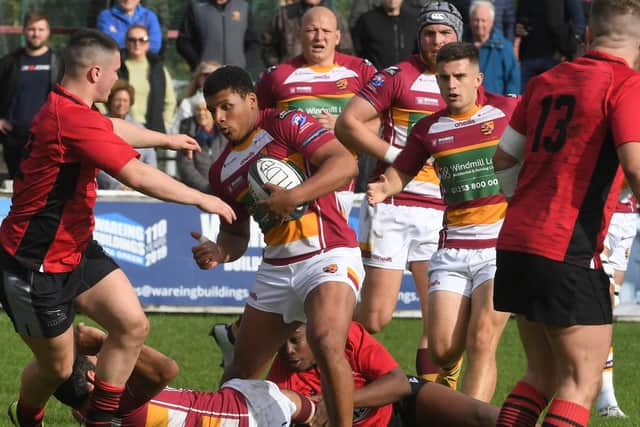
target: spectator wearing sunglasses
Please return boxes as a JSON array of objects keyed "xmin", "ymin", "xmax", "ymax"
[{"xmin": 118, "ymin": 24, "xmax": 175, "ymax": 133}]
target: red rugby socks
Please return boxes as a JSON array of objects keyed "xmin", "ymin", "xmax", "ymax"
[{"xmin": 496, "ymin": 381, "xmax": 547, "ymax": 426}]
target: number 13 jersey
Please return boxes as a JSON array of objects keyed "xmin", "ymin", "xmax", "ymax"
[{"xmin": 497, "ymin": 50, "xmax": 640, "ymax": 268}]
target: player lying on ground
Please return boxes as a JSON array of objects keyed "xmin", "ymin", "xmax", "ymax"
[
  {"xmin": 53, "ymin": 323, "xmax": 319, "ymax": 426},
  {"xmin": 267, "ymin": 321, "xmax": 499, "ymax": 427}
]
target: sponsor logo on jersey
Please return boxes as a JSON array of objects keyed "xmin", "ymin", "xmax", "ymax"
[
  {"xmin": 293, "ymin": 86, "xmax": 313, "ymax": 93},
  {"xmin": 415, "ymin": 96, "xmax": 440, "ymax": 106},
  {"xmin": 336, "ymin": 78, "xmax": 348, "ymax": 90},
  {"xmin": 279, "ymin": 110, "xmax": 294, "ymax": 119},
  {"xmin": 291, "ymin": 113, "xmax": 307, "ymax": 127},
  {"xmin": 323, "ymin": 263, "xmax": 338, "ymax": 273},
  {"xmin": 250, "ymin": 291, "xmax": 258, "ymax": 300},
  {"xmin": 480, "ymin": 120, "xmax": 495, "ymax": 135},
  {"xmin": 436, "ymin": 135, "xmax": 455, "ymax": 145}
]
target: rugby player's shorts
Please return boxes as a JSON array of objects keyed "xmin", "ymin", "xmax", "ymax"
[
  {"xmin": 248, "ymin": 246, "xmax": 364, "ymax": 323},
  {"xmin": 428, "ymin": 247, "xmax": 496, "ymax": 297},
  {"xmin": 0, "ymin": 240, "xmax": 119, "ymax": 337},
  {"xmin": 604, "ymin": 212, "xmax": 639, "ymax": 271},
  {"xmin": 222, "ymin": 379, "xmax": 296, "ymax": 427},
  {"xmin": 494, "ymin": 250, "xmax": 612, "ymax": 326},
  {"xmin": 359, "ymin": 203, "xmax": 443, "ymax": 269}
]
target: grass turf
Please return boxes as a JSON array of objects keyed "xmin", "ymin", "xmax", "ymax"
[{"xmin": 1, "ymin": 313, "xmax": 638, "ymax": 426}]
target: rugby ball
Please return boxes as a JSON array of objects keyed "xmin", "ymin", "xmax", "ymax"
[{"xmin": 247, "ymin": 156, "xmax": 310, "ymax": 222}]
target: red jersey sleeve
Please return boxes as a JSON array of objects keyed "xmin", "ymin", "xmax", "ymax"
[
  {"xmin": 508, "ymin": 88, "xmax": 528, "ymax": 135},
  {"xmin": 60, "ymin": 108, "xmax": 139, "ymax": 175},
  {"xmin": 256, "ymin": 67, "xmax": 277, "ymax": 109},
  {"xmin": 357, "ymin": 68, "xmax": 400, "ymax": 113},
  {"xmin": 609, "ymin": 74, "xmax": 640, "ymax": 148},
  {"xmin": 358, "ymin": 59, "xmax": 378, "ymax": 90},
  {"xmin": 348, "ymin": 322, "xmax": 399, "ymax": 380},
  {"xmin": 393, "ymin": 119, "xmax": 433, "ymax": 178},
  {"xmin": 272, "ymin": 110, "xmax": 336, "ymax": 157}
]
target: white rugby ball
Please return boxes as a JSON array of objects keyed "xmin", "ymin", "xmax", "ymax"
[{"xmin": 247, "ymin": 156, "xmax": 309, "ymax": 220}]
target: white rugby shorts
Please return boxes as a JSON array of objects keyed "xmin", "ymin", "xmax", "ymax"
[
  {"xmin": 248, "ymin": 247, "xmax": 364, "ymax": 323},
  {"xmin": 428, "ymin": 247, "xmax": 496, "ymax": 297},
  {"xmin": 604, "ymin": 212, "xmax": 639, "ymax": 272},
  {"xmin": 359, "ymin": 203, "xmax": 443, "ymax": 269},
  {"xmin": 222, "ymin": 379, "xmax": 296, "ymax": 427}
]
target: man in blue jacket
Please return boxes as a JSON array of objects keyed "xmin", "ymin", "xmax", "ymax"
[
  {"xmin": 470, "ymin": 0, "xmax": 520, "ymax": 95},
  {"xmin": 97, "ymin": 0, "xmax": 163, "ymax": 54}
]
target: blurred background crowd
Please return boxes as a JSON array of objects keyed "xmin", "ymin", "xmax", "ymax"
[{"xmin": 0, "ymin": 0, "xmax": 592, "ymax": 187}]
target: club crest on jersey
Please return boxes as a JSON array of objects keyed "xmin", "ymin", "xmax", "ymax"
[
  {"xmin": 480, "ymin": 120, "xmax": 494, "ymax": 135},
  {"xmin": 370, "ymin": 73, "xmax": 385, "ymax": 87},
  {"xmin": 291, "ymin": 113, "xmax": 307, "ymax": 128},
  {"xmin": 323, "ymin": 264, "xmax": 338, "ymax": 273},
  {"xmin": 336, "ymin": 79, "xmax": 348, "ymax": 90}
]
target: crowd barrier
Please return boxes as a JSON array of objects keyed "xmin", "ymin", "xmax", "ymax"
[
  {"xmin": 0, "ymin": 191, "xmax": 638, "ymax": 319},
  {"xmin": 0, "ymin": 191, "xmax": 422, "ymax": 315}
]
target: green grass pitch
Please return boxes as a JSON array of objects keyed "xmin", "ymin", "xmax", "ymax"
[{"xmin": 1, "ymin": 314, "xmax": 637, "ymax": 425}]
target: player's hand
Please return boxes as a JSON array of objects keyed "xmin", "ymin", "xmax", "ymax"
[
  {"xmin": 367, "ymin": 174, "xmax": 390, "ymax": 206},
  {"xmin": 315, "ymin": 111, "xmax": 337, "ymax": 131},
  {"xmin": 258, "ymin": 182, "xmax": 299, "ymax": 219},
  {"xmin": 75, "ymin": 323, "xmax": 107, "ymax": 355},
  {"xmin": 309, "ymin": 396, "xmax": 328, "ymax": 427},
  {"xmin": 0, "ymin": 118, "xmax": 13, "ymax": 135},
  {"xmin": 165, "ymin": 134, "xmax": 202, "ymax": 160},
  {"xmin": 198, "ymin": 195, "xmax": 237, "ymax": 224},
  {"xmin": 191, "ymin": 231, "xmax": 226, "ymax": 269}
]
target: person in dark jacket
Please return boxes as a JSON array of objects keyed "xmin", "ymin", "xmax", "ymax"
[
  {"xmin": 177, "ymin": 0, "xmax": 258, "ymax": 71},
  {"xmin": 516, "ymin": 0, "xmax": 577, "ymax": 86},
  {"xmin": 470, "ymin": 0, "xmax": 520, "ymax": 95},
  {"xmin": 118, "ymin": 24, "xmax": 176, "ymax": 133},
  {"xmin": 352, "ymin": 0, "xmax": 418, "ymax": 70},
  {"xmin": 0, "ymin": 10, "xmax": 63, "ymax": 179},
  {"xmin": 261, "ymin": 0, "xmax": 354, "ymax": 67}
]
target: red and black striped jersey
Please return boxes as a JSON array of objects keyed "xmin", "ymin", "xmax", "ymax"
[
  {"xmin": 497, "ymin": 50, "xmax": 640, "ymax": 268},
  {"xmin": 0, "ymin": 85, "xmax": 138, "ymax": 272}
]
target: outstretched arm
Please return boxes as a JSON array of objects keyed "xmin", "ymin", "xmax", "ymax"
[
  {"xmin": 116, "ymin": 159, "xmax": 236, "ymax": 223},
  {"xmin": 110, "ymin": 117, "xmax": 200, "ymax": 157}
]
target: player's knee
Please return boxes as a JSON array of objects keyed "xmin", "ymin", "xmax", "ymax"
[
  {"xmin": 36, "ymin": 359, "xmax": 74, "ymax": 386},
  {"xmin": 429, "ymin": 345, "xmax": 460, "ymax": 367},
  {"xmin": 120, "ymin": 314, "xmax": 150, "ymax": 344},
  {"xmin": 306, "ymin": 328, "xmax": 346, "ymax": 363},
  {"xmin": 465, "ymin": 327, "xmax": 497, "ymax": 356},
  {"xmin": 356, "ymin": 310, "xmax": 392, "ymax": 333}
]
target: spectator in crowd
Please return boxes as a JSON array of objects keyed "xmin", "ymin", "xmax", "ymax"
[
  {"xmin": 0, "ymin": 10, "xmax": 63, "ymax": 179},
  {"xmin": 97, "ymin": 0, "xmax": 163, "ymax": 54},
  {"xmin": 516, "ymin": 0, "xmax": 577, "ymax": 86},
  {"xmin": 261, "ymin": 0, "xmax": 354, "ymax": 67},
  {"xmin": 169, "ymin": 60, "xmax": 220, "ymax": 135},
  {"xmin": 348, "ymin": 0, "xmax": 427, "ymax": 31},
  {"xmin": 177, "ymin": 0, "xmax": 257, "ymax": 71},
  {"xmin": 470, "ymin": 0, "xmax": 520, "ymax": 95},
  {"xmin": 492, "ymin": 0, "xmax": 516, "ymax": 41},
  {"xmin": 352, "ymin": 0, "xmax": 418, "ymax": 70},
  {"xmin": 118, "ymin": 24, "xmax": 176, "ymax": 133},
  {"xmin": 176, "ymin": 93, "xmax": 225, "ymax": 193},
  {"xmin": 97, "ymin": 80, "xmax": 158, "ymax": 190}
]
